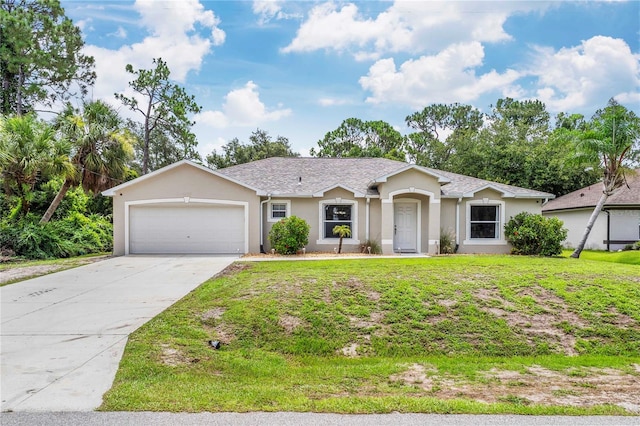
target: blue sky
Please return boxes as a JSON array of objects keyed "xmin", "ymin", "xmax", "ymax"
[{"xmin": 60, "ymin": 0, "xmax": 640, "ymax": 159}]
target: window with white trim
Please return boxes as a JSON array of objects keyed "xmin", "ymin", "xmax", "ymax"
[
  {"xmin": 323, "ymin": 204, "xmax": 352, "ymax": 238},
  {"xmin": 268, "ymin": 201, "xmax": 290, "ymax": 222},
  {"xmin": 470, "ymin": 205, "xmax": 500, "ymax": 239}
]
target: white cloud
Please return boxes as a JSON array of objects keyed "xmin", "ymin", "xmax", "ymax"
[
  {"xmin": 359, "ymin": 42, "xmax": 521, "ymax": 107},
  {"xmin": 195, "ymin": 81, "xmax": 292, "ymax": 128},
  {"xmin": 76, "ymin": 18, "xmax": 94, "ymax": 33},
  {"xmin": 108, "ymin": 26, "xmax": 127, "ymax": 39},
  {"xmin": 196, "ymin": 136, "xmax": 227, "ymax": 159},
  {"xmin": 253, "ymin": 0, "xmax": 284, "ymax": 24},
  {"xmin": 134, "ymin": 0, "xmax": 225, "ymax": 45},
  {"xmin": 318, "ymin": 97, "xmax": 349, "ymax": 107},
  {"xmin": 282, "ymin": 1, "xmax": 549, "ymax": 59},
  {"xmin": 85, "ymin": 0, "xmax": 225, "ymax": 107},
  {"xmin": 529, "ymin": 36, "xmax": 640, "ymax": 112}
]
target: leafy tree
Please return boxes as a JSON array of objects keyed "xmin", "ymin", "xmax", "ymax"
[
  {"xmin": 127, "ymin": 120, "xmax": 200, "ymax": 173},
  {"xmin": 0, "ymin": 113, "xmax": 72, "ymax": 215},
  {"xmin": 40, "ymin": 100, "xmax": 134, "ymax": 223},
  {"xmin": 405, "ymin": 103, "xmax": 484, "ymax": 169},
  {"xmin": 332, "ymin": 224, "xmax": 351, "ymax": 254},
  {"xmin": 0, "ymin": 0, "xmax": 95, "ymax": 115},
  {"xmin": 472, "ymin": 98, "xmax": 551, "ymax": 188},
  {"xmin": 268, "ymin": 215, "xmax": 310, "ymax": 255},
  {"xmin": 571, "ymin": 99, "xmax": 640, "ymax": 258},
  {"xmin": 310, "ymin": 118, "xmax": 405, "ymax": 160},
  {"xmin": 207, "ymin": 128, "xmax": 299, "ymax": 169},
  {"xmin": 535, "ymin": 113, "xmax": 601, "ymax": 196},
  {"xmin": 115, "ymin": 57, "xmax": 201, "ymax": 174}
]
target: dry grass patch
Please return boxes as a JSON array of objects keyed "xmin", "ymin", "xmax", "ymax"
[{"xmin": 390, "ymin": 363, "xmax": 640, "ymax": 412}]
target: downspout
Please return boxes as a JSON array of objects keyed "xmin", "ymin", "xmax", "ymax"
[
  {"xmin": 455, "ymin": 198, "xmax": 461, "ymax": 253},
  {"xmin": 605, "ymin": 209, "xmax": 610, "ymax": 252},
  {"xmin": 365, "ymin": 197, "xmax": 371, "ymax": 241},
  {"xmin": 260, "ymin": 195, "xmax": 271, "ymax": 253}
]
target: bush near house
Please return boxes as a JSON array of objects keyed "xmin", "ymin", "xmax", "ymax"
[
  {"xmin": 268, "ymin": 215, "xmax": 310, "ymax": 254},
  {"xmin": 505, "ymin": 212, "xmax": 567, "ymax": 256},
  {"xmin": 1, "ymin": 182, "xmax": 113, "ymax": 260},
  {"xmin": 0, "ymin": 213, "xmax": 112, "ymax": 260}
]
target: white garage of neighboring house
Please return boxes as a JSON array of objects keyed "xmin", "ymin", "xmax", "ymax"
[
  {"xmin": 102, "ymin": 161, "xmax": 262, "ymax": 255},
  {"xmin": 542, "ymin": 170, "xmax": 640, "ymax": 251}
]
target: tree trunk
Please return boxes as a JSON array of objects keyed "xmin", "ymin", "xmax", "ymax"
[
  {"xmin": 40, "ymin": 178, "xmax": 72, "ymax": 224},
  {"xmin": 338, "ymin": 237, "xmax": 343, "ymax": 254},
  {"xmin": 143, "ymin": 123, "xmax": 150, "ymax": 175},
  {"xmin": 16, "ymin": 65, "xmax": 24, "ymax": 116},
  {"xmin": 570, "ymin": 191, "xmax": 609, "ymax": 258},
  {"xmin": 142, "ymin": 98, "xmax": 153, "ymax": 175}
]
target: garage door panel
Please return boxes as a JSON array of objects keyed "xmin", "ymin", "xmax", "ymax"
[{"xmin": 129, "ymin": 204, "xmax": 245, "ymax": 254}]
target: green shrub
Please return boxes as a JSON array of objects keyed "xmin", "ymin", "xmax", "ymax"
[
  {"xmin": 504, "ymin": 212, "xmax": 567, "ymax": 256},
  {"xmin": 361, "ymin": 239, "xmax": 382, "ymax": 254},
  {"xmin": 439, "ymin": 228, "xmax": 456, "ymax": 254},
  {"xmin": 0, "ymin": 213, "xmax": 112, "ymax": 259},
  {"xmin": 268, "ymin": 216, "xmax": 310, "ymax": 255}
]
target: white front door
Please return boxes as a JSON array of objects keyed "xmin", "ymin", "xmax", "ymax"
[{"xmin": 394, "ymin": 202, "xmax": 417, "ymax": 252}]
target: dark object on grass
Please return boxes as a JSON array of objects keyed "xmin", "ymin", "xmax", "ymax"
[{"xmin": 208, "ymin": 340, "xmax": 221, "ymax": 349}]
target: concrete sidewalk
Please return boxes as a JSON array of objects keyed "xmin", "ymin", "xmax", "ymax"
[
  {"xmin": 1, "ymin": 255, "xmax": 236, "ymax": 412},
  {"xmin": 2, "ymin": 412, "xmax": 638, "ymax": 426}
]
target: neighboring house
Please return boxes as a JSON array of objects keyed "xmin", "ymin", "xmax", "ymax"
[
  {"xmin": 102, "ymin": 158, "xmax": 554, "ymax": 256},
  {"xmin": 542, "ymin": 170, "xmax": 640, "ymax": 251}
]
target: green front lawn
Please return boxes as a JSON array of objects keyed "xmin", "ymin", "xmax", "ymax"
[
  {"xmin": 563, "ymin": 249, "xmax": 640, "ymax": 265},
  {"xmin": 101, "ymin": 256, "xmax": 640, "ymax": 414}
]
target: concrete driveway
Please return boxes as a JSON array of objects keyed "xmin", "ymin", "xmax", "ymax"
[{"xmin": 1, "ymin": 255, "xmax": 236, "ymax": 412}]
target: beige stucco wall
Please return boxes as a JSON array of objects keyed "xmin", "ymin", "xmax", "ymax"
[
  {"xmin": 110, "ymin": 164, "xmax": 260, "ymax": 255},
  {"xmin": 262, "ymin": 188, "xmax": 369, "ymax": 253},
  {"xmin": 456, "ymin": 189, "xmax": 545, "ymax": 254},
  {"xmin": 440, "ymin": 198, "xmax": 458, "ymax": 249},
  {"xmin": 543, "ymin": 208, "xmax": 640, "ymax": 251}
]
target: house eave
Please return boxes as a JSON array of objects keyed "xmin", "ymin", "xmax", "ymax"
[
  {"xmin": 312, "ymin": 183, "xmax": 366, "ymax": 198},
  {"xmin": 370, "ymin": 165, "xmax": 451, "ymax": 185},
  {"xmin": 102, "ymin": 159, "xmax": 265, "ymax": 197},
  {"xmin": 543, "ymin": 203, "xmax": 640, "ymax": 213}
]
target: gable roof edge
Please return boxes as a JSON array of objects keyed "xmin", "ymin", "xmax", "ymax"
[
  {"xmin": 102, "ymin": 159, "xmax": 265, "ymax": 197},
  {"xmin": 312, "ymin": 183, "xmax": 366, "ymax": 198},
  {"xmin": 370, "ymin": 165, "xmax": 451, "ymax": 185},
  {"xmin": 462, "ymin": 183, "xmax": 516, "ymax": 198}
]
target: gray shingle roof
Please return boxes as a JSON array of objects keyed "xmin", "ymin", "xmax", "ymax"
[
  {"xmin": 217, "ymin": 157, "xmax": 554, "ymax": 199},
  {"xmin": 542, "ymin": 170, "xmax": 640, "ymax": 212},
  {"xmin": 421, "ymin": 167, "xmax": 554, "ymax": 198}
]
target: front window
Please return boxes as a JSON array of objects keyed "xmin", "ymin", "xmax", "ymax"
[
  {"xmin": 470, "ymin": 205, "xmax": 499, "ymax": 239},
  {"xmin": 271, "ymin": 203, "xmax": 287, "ymax": 220},
  {"xmin": 324, "ymin": 204, "xmax": 352, "ymax": 238}
]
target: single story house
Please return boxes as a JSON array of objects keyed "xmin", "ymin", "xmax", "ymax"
[
  {"xmin": 542, "ymin": 170, "xmax": 640, "ymax": 251},
  {"xmin": 102, "ymin": 157, "xmax": 554, "ymax": 256}
]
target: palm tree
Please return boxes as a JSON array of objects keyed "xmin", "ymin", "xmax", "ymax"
[
  {"xmin": 332, "ymin": 224, "xmax": 352, "ymax": 254},
  {"xmin": 40, "ymin": 101, "xmax": 134, "ymax": 223},
  {"xmin": 571, "ymin": 99, "xmax": 640, "ymax": 258},
  {"xmin": 0, "ymin": 114, "xmax": 73, "ymax": 215}
]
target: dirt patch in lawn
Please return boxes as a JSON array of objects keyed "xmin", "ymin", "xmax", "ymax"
[
  {"xmin": 390, "ymin": 363, "xmax": 640, "ymax": 413},
  {"xmin": 0, "ymin": 255, "xmax": 110, "ymax": 285},
  {"xmin": 214, "ymin": 262, "xmax": 252, "ymax": 278},
  {"xmin": 279, "ymin": 314, "xmax": 304, "ymax": 334},
  {"xmin": 159, "ymin": 344, "xmax": 194, "ymax": 367},
  {"xmin": 470, "ymin": 287, "xmax": 591, "ymax": 355},
  {"xmin": 201, "ymin": 307, "xmax": 226, "ymax": 321}
]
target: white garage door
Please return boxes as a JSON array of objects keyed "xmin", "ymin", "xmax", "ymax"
[{"xmin": 129, "ymin": 203, "xmax": 245, "ymax": 254}]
